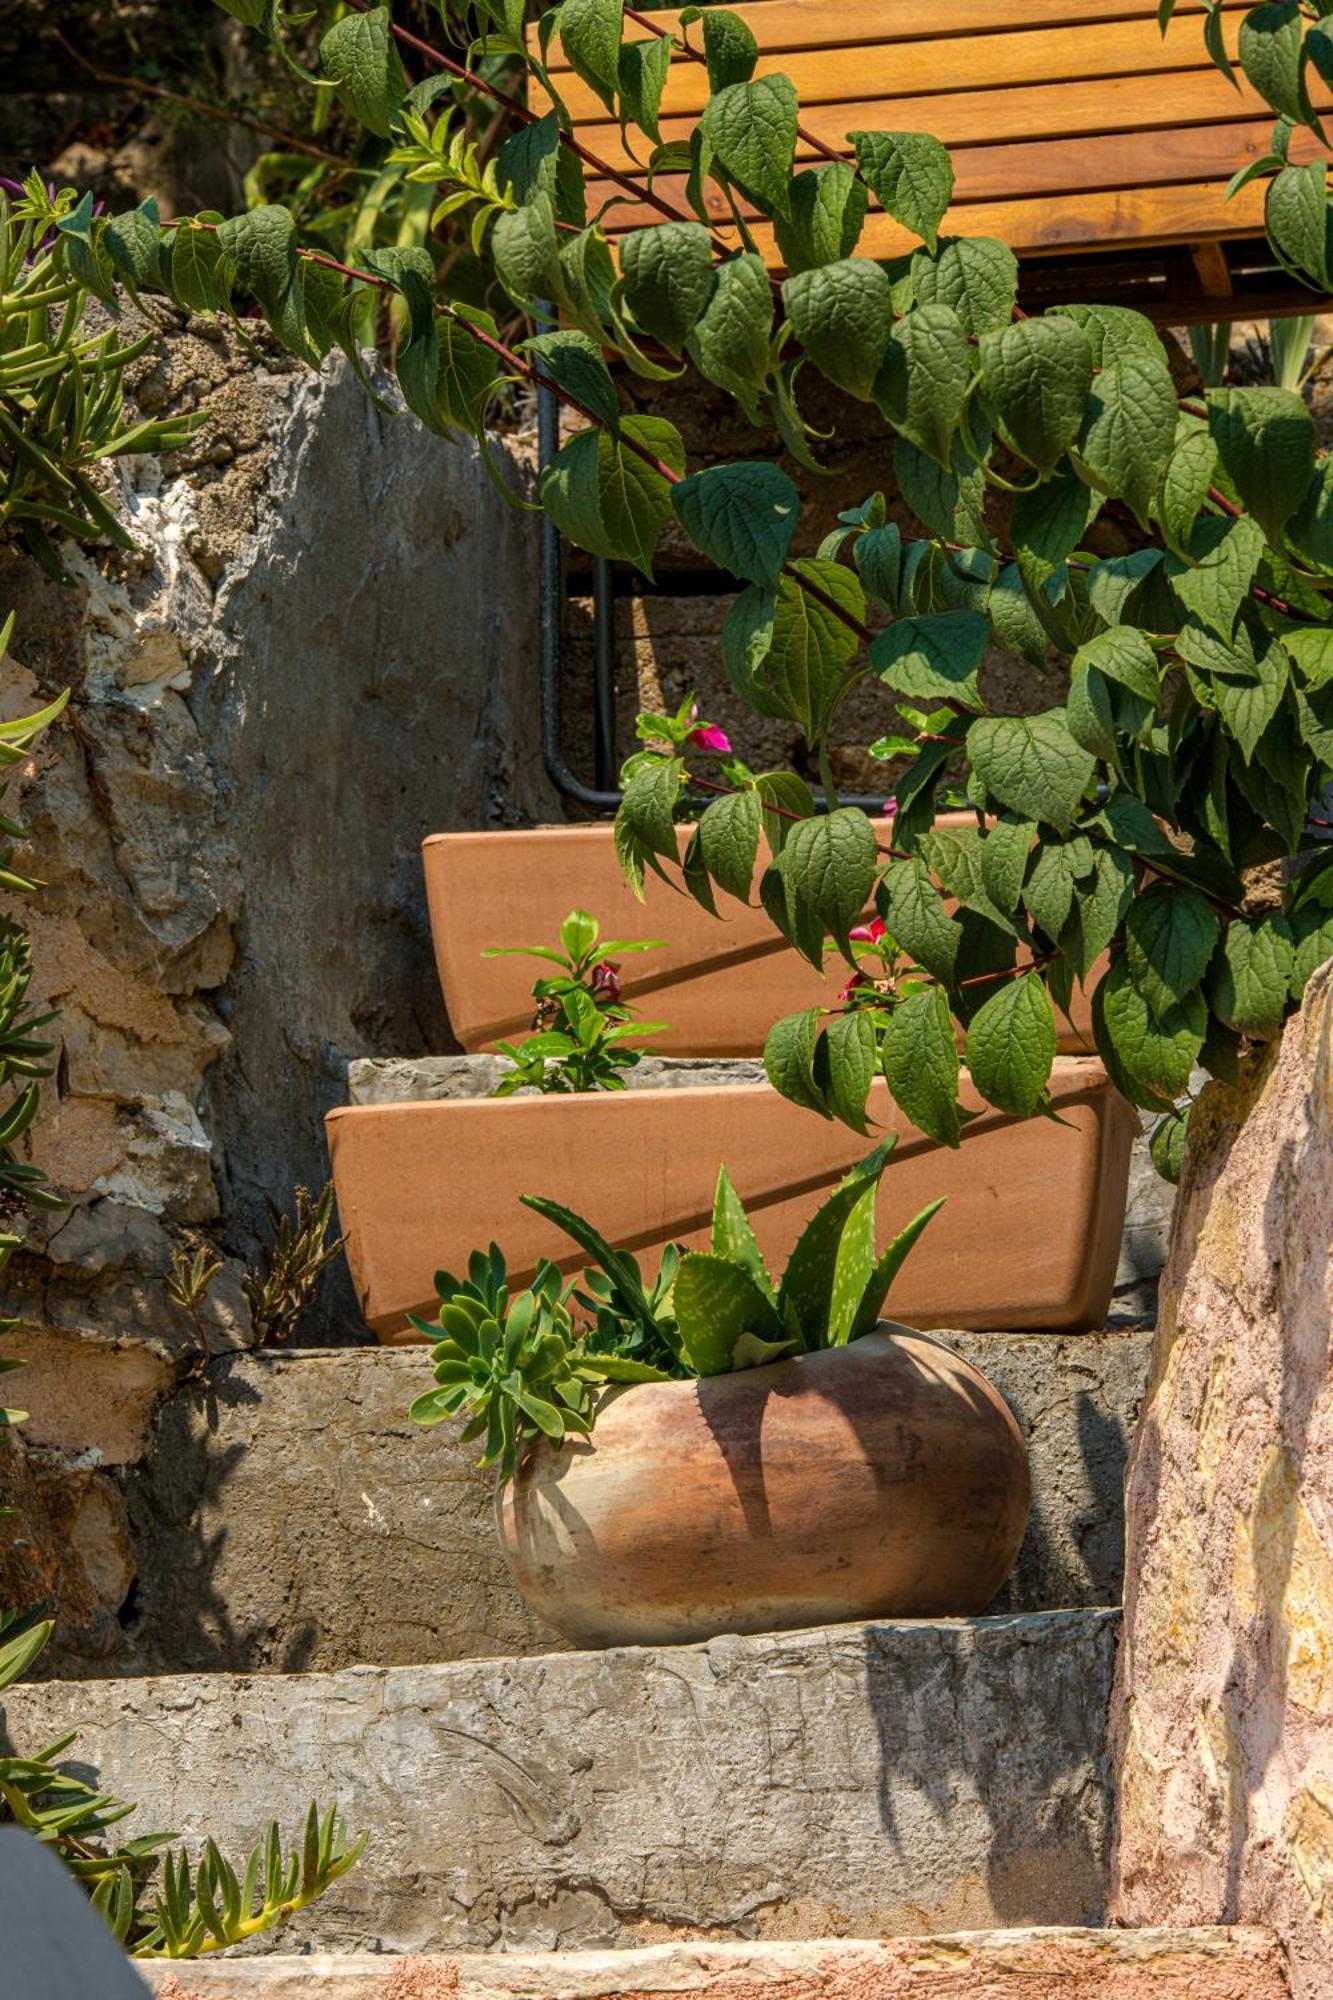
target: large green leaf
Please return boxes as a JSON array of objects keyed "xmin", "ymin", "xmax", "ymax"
[
  {"xmin": 751, "ymin": 560, "xmax": 864, "ymax": 737},
  {"xmin": 1238, "ymin": 0, "xmax": 1310, "ymax": 124},
  {"xmin": 538, "ymin": 414, "xmax": 685, "ymax": 576},
  {"xmin": 883, "ymin": 857, "xmax": 962, "ymax": 983},
  {"xmin": 784, "ymin": 258, "xmax": 892, "ymax": 398},
  {"xmin": 870, "ymin": 609, "xmax": 988, "ymax": 710},
  {"xmin": 1208, "ymin": 915, "xmax": 1296, "ymax": 1037},
  {"xmin": 1094, "ymin": 957, "xmax": 1205, "ymax": 1110},
  {"xmin": 911, "ymin": 235, "xmax": 1018, "ymax": 335},
  {"xmin": 873, "ymin": 303, "xmax": 972, "ymax": 468},
  {"xmin": 1124, "ymin": 881, "xmax": 1220, "ymax": 1019},
  {"xmin": 319, "ymin": 6, "xmax": 405, "ymax": 137},
  {"xmin": 882, "ymin": 985, "xmax": 962, "ymax": 1145},
  {"xmin": 963, "ymin": 971, "xmax": 1056, "ymax": 1116},
  {"xmin": 764, "ymin": 1008, "xmax": 829, "ymax": 1115},
  {"xmin": 702, "ymin": 74, "xmax": 799, "ymax": 218},
  {"xmin": 781, "ymin": 807, "xmax": 880, "ymax": 952},
  {"xmin": 1266, "ymin": 160, "xmax": 1330, "ymax": 291},
  {"xmin": 1073, "ymin": 352, "xmax": 1178, "ymax": 525},
  {"xmin": 1010, "ymin": 467, "xmax": 1099, "ymax": 586},
  {"xmin": 687, "ymin": 252, "xmax": 774, "ymax": 416},
  {"xmin": 620, "ymin": 222, "xmax": 716, "ymax": 355},
  {"xmin": 851, "ymin": 131, "xmax": 954, "ymax": 250},
  {"xmin": 777, "ymin": 1141, "xmax": 895, "ymax": 1345},
  {"xmin": 555, "ymin": 0, "xmax": 623, "ymax": 114},
  {"xmin": 699, "ymin": 7, "xmax": 759, "ymax": 89},
  {"xmin": 1207, "ymin": 387, "xmax": 1316, "ymax": 547},
  {"xmin": 697, "ymin": 789, "xmax": 762, "ymax": 901},
  {"xmin": 978, "ymin": 318, "xmax": 1093, "ymax": 474},
  {"xmin": 967, "ymin": 711, "xmax": 1096, "ymax": 832},
  {"xmin": 671, "ymin": 461, "xmax": 798, "ymax": 585},
  {"xmin": 773, "ymin": 161, "xmax": 868, "ymax": 272}
]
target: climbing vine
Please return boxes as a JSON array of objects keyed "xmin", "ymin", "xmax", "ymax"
[{"xmin": 18, "ymin": 1, "xmax": 1333, "ymax": 1172}]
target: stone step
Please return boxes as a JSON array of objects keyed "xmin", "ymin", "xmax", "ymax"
[
  {"xmin": 140, "ymin": 1929, "xmax": 1292, "ymax": 1998},
  {"xmin": 6, "ymin": 1610, "xmax": 1117, "ymax": 1952},
  {"xmin": 101, "ymin": 1332, "xmax": 1150, "ymax": 1679}
]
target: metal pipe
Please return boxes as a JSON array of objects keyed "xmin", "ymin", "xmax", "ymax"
[
  {"xmin": 536, "ymin": 366, "xmax": 889, "ymax": 817},
  {"xmin": 591, "ymin": 555, "xmax": 618, "ymax": 791},
  {"xmin": 537, "ymin": 375, "xmax": 622, "ymax": 812}
]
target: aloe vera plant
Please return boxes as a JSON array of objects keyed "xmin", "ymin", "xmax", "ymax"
[{"xmin": 411, "ymin": 1139, "xmax": 942, "ymax": 1481}]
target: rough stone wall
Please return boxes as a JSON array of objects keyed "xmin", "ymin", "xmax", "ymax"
[
  {"xmin": 0, "ymin": 324, "xmax": 550, "ymax": 1666},
  {"xmin": 1110, "ymin": 957, "xmax": 1333, "ymax": 1999}
]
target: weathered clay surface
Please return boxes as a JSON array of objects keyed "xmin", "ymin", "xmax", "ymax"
[
  {"xmin": 89, "ymin": 1328, "xmax": 1145, "ymax": 1678},
  {"xmin": 141, "ymin": 1928, "xmax": 1292, "ymax": 1999},
  {"xmin": 1110, "ymin": 959, "xmax": 1333, "ymax": 2000},
  {"xmin": 4, "ymin": 1612, "xmax": 1118, "ymax": 1949}
]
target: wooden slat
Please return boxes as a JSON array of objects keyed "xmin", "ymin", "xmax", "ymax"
[
  {"xmin": 566, "ymin": 67, "xmax": 1290, "ymax": 171},
  {"xmin": 733, "ymin": 177, "xmax": 1272, "ymax": 263},
  {"xmin": 534, "ymin": 16, "xmax": 1243, "ymax": 121},
  {"xmin": 539, "ymin": 0, "xmax": 1248, "ymax": 67},
  {"xmin": 586, "ymin": 118, "xmax": 1324, "ymax": 233}
]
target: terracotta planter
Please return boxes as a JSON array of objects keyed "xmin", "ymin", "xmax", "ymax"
[
  {"xmin": 422, "ymin": 820, "xmax": 1098, "ymax": 1058},
  {"xmin": 497, "ymin": 1323, "xmax": 1031, "ymax": 1647},
  {"xmin": 325, "ymin": 1056, "xmax": 1134, "ymax": 1342}
]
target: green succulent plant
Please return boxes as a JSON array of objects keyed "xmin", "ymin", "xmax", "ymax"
[{"xmin": 410, "ymin": 1140, "xmax": 942, "ymax": 1481}]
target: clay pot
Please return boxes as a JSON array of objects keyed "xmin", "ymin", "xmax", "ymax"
[
  {"xmin": 326, "ymin": 1057, "xmax": 1135, "ymax": 1342},
  {"xmin": 497, "ymin": 1323, "xmax": 1031, "ymax": 1647},
  {"xmin": 423, "ymin": 819, "xmax": 1098, "ymax": 1059}
]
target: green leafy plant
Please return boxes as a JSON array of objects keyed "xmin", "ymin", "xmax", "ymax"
[
  {"xmin": 484, "ymin": 906, "xmax": 668, "ymax": 1094},
  {"xmin": 17, "ymin": 0, "xmax": 1333, "ymax": 1190},
  {"xmin": 0, "ymin": 1608, "xmax": 364, "ymax": 1959},
  {"xmin": 410, "ymin": 1137, "xmax": 941, "ymax": 1480}
]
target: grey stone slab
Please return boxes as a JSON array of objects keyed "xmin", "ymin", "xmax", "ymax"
[
  {"xmin": 3, "ymin": 1610, "xmax": 1119, "ymax": 1953},
  {"xmin": 105, "ymin": 1332, "xmax": 1147, "ymax": 1679},
  {"xmin": 346, "ymin": 1055, "xmax": 767, "ymax": 1103}
]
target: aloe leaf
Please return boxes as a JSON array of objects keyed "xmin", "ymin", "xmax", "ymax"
[
  {"xmin": 673, "ymin": 1253, "xmax": 784, "ymax": 1374},
  {"xmin": 710, "ymin": 1165, "xmax": 775, "ymax": 1301},
  {"xmin": 776, "ymin": 1139, "xmax": 896, "ymax": 1346},
  {"xmin": 848, "ymin": 1197, "xmax": 948, "ymax": 1341}
]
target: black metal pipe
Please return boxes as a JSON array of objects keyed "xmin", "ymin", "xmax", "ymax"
[
  {"xmin": 591, "ymin": 555, "xmax": 618, "ymax": 791},
  {"xmin": 537, "ymin": 376, "xmax": 622, "ymax": 812},
  {"xmin": 536, "ymin": 368, "xmax": 889, "ymax": 817}
]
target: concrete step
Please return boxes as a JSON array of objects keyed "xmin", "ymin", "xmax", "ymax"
[
  {"xmin": 345, "ymin": 1055, "xmax": 1174, "ymax": 1328},
  {"xmin": 140, "ymin": 1929, "xmax": 1292, "ymax": 1998},
  {"xmin": 5, "ymin": 1610, "xmax": 1117, "ymax": 1952},
  {"xmin": 98, "ymin": 1332, "xmax": 1151, "ymax": 1679}
]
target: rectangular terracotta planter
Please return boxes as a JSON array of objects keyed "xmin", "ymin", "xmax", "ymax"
[
  {"xmin": 423, "ymin": 820, "xmax": 1097, "ymax": 1057},
  {"xmin": 326, "ymin": 1057, "xmax": 1134, "ymax": 1344}
]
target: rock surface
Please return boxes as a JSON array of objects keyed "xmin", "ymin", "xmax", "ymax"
[
  {"xmin": 1110, "ymin": 959, "xmax": 1333, "ymax": 1999},
  {"xmin": 141, "ymin": 1929, "xmax": 1292, "ymax": 1999},
  {"xmin": 3, "ymin": 1611, "xmax": 1118, "ymax": 1950},
  {"xmin": 83, "ymin": 1329, "xmax": 1148, "ymax": 1678}
]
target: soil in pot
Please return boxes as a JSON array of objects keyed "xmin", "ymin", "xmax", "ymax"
[{"xmin": 497, "ymin": 1323, "xmax": 1030, "ymax": 1649}]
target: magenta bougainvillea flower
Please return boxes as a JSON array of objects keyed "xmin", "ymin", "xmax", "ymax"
[{"xmin": 687, "ymin": 722, "xmax": 732, "ymax": 754}]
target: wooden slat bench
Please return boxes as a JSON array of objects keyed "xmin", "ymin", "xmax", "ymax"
[{"xmin": 534, "ymin": 0, "xmax": 1331, "ymax": 320}]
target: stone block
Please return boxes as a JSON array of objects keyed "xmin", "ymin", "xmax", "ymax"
[
  {"xmin": 142, "ymin": 1930, "xmax": 1291, "ymax": 2000},
  {"xmin": 110, "ymin": 1326, "xmax": 1146, "ymax": 1677},
  {"xmin": 1111, "ymin": 958, "xmax": 1333, "ymax": 2000},
  {"xmin": 4, "ymin": 1613, "xmax": 1118, "ymax": 1952}
]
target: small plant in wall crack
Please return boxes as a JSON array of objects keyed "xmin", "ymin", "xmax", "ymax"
[
  {"xmin": 410, "ymin": 1139, "xmax": 941, "ymax": 1481},
  {"xmin": 484, "ymin": 906, "xmax": 669, "ymax": 1094},
  {"xmin": 242, "ymin": 1183, "xmax": 345, "ymax": 1346}
]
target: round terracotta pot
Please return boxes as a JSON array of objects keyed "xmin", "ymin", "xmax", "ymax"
[{"xmin": 497, "ymin": 1323, "xmax": 1030, "ymax": 1648}]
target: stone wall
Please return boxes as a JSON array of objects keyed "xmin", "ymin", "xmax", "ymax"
[
  {"xmin": 0, "ymin": 326, "xmax": 551, "ymax": 1663},
  {"xmin": 1110, "ymin": 957, "xmax": 1333, "ymax": 1999}
]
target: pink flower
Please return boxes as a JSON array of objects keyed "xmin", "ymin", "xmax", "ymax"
[
  {"xmin": 849, "ymin": 916, "xmax": 887, "ymax": 945},
  {"xmin": 837, "ymin": 971, "xmax": 870, "ymax": 1005},
  {"xmin": 589, "ymin": 960, "xmax": 622, "ymax": 1004},
  {"xmin": 882, "ymin": 797, "xmax": 898, "ymax": 819},
  {"xmin": 687, "ymin": 722, "xmax": 732, "ymax": 754}
]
